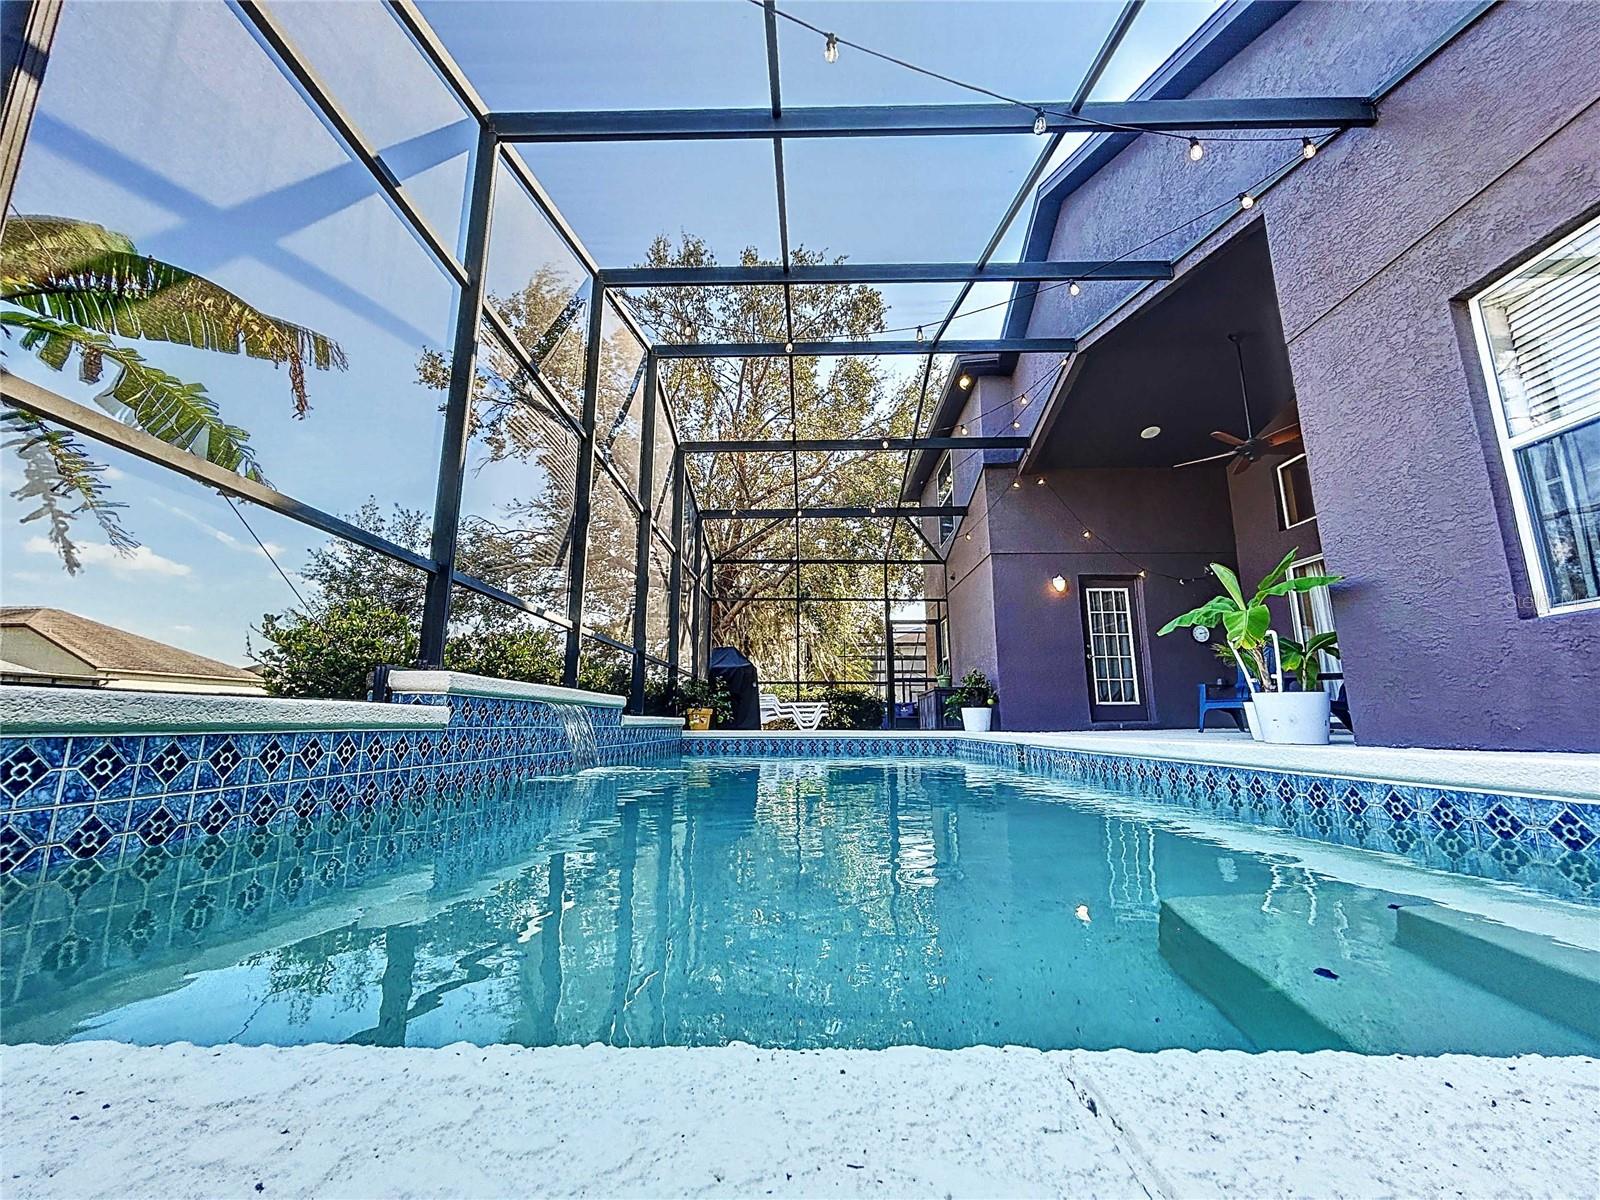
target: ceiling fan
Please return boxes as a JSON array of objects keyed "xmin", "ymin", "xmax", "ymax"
[{"xmin": 1173, "ymin": 332, "xmax": 1301, "ymax": 474}]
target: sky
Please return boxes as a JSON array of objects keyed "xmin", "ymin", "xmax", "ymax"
[{"xmin": 2, "ymin": 0, "xmax": 1220, "ymax": 666}]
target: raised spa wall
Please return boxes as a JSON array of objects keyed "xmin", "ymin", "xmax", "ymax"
[{"xmin": 0, "ymin": 672, "xmax": 682, "ymax": 878}]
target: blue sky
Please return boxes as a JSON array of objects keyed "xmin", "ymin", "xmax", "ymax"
[{"xmin": 2, "ymin": 0, "xmax": 1218, "ymax": 665}]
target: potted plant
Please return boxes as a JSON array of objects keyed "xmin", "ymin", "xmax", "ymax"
[
  {"xmin": 675, "ymin": 678, "xmax": 731, "ymax": 731},
  {"xmin": 943, "ymin": 668, "xmax": 998, "ymax": 732},
  {"xmin": 1157, "ymin": 550, "xmax": 1341, "ymax": 745}
]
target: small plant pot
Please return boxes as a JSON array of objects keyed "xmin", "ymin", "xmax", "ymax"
[
  {"xmin": 961, "ymin": 706, "xmax": 993, "ymax": 733},
  {"xmin": 686, "ymin": 707, "xmax": 714, "ymax": 732},
  {"xmin": 1251, "ymin": 690, "xmax": 1330, "ymax": 745}
]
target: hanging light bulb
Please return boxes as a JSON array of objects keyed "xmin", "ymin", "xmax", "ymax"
[
  {"xmin": 784, "ymin": 340, "xmax": 795, "ymax": 354},
  {"xmin": 1138, "ymin": 569, "xmax": 1147, "ymax": 578},
  {"xmin": 958, "ymin": 423, "xmax": 969, "ymax": 435},
  {"xmin": 1239, "ymin": 192, "xmax": 1255, "ymax": 210},
  {"xmin": 1035, "ymin": 477, "xmax": 1045, "ymax": 486},
  {"xmin": 824, "ymin": 33, "xmax": 839, "ymax": 63},
  {"xmin": 964, "ymin": 532, "xmax": 972, "ymax": 541},
  {"xmin": 1068, "ymin": 280, "xmax": 1081, "ymax": 297},
  {"xmin": 880, "ymin": 438, "xmax": 891, "ymax": 449},
  {"xmin": 1188, "ymin": 138, "xmax": 1204, "ymax": 162},
  {"xmin": 1082, "ymin": 529, "xmax": 1092, "ymax": 539},
  {"xmin": 1301, "ymin": 137, "xmax": 1317, "ymax": 160},
  {"xmin": 1033, "ymin": 109, "xmax": 1048, "ymax": 136},
  {"xmin": 1019, "ymin": 397, "xmax": 1029, "ymax": 407},
  {"xmin": 958, "ymin": 374, "xmax": 972, "ymax": 389},
  {"xmin": 1012, "ymin": 420, "xmax": 1020, "ymax": 429},
  {"xmin": 1012, "ymin": 480, "xmax": 1022, "ymax": 489},
  {"xmin": 915, "ymin": 325, "xmax": 926, "ymax": 343}
]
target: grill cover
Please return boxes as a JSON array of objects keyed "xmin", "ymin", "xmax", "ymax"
[{"xmin": 709, "ymin": 646, "xmax": 761, "ymax": 730}]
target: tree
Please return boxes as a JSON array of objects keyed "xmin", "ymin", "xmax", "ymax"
[
  {"xmin": 629, "ymin": 235, "xmax": 938, "ymax": 686},
  {"xmin": 254, "ymin": 598, "xmax": 415, "ymax": 700},
  {"xmin": 2, "ymin": 215, "xmax": 345, "ymax": 570}
]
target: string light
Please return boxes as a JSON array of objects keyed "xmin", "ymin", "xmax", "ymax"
[
  {"xmin": 823, "ymin": 32, "xmax": 839, "ymax": 63},
  {"xmin": 1035, "ymin": 477, "xmax": 1045, "ymax": 485},
  {"xmin": 1068, "ymin": 280, "xmax": 1081, "ymax": 297},
  {"xmin": 784, "ymin": 340, "xmax": 795, "ymax": 353},
  {"xmin": 1012, "ymin": 480, "xmax": 1022, "ymax": 489},
  {"xmin": 1082, "ymin": 529, "xmax": 1092, "ymax": 539},
  {"xmin": 1301, "ymin": 137, "xmax": 1317, "ymax": 160},
  {"xmin": 958, "ymin": 423, "xmax": 968, "ymax": 435},
  {"xmin": 915, "ymin": 325, "xmax": 925, "ymax": 343},
  {"xmin": 1033, "ymin": 109, "xmax": 1048, "ymax": 136},
  {"xmin": 1188, "ymin": 138, "xmax": 1205, "ymax": 162},
  {"xmin": 964, "ymin": 532, "xmax": 972, "ymax": 540},
  {"xmin": 1012, "ymin": 420, "xmax": 1020, "ymax": 429},
  {"xmin": 958, "ymin": 374, "xmax": 972, "ymax": 389},
  {"xmin": 881, "ymin": 438, "xmax": 891, "ymax": 449},
  {"xmin": 1239, "ymin": 192, "xmax": 1255, "ymax": 210}
]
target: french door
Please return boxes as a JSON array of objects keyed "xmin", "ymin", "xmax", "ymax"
[{"xmin": 1080, "ymin": 578, "xmax": 1149, "ymax": 722}]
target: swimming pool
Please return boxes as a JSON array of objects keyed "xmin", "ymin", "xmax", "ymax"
[{"xmin": 4, "ymin": 758, "xmax": 1595, "ymax": 1055}]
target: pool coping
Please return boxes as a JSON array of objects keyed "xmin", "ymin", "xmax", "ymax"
[
  {"xmin": 3, "ymin": 1041, "xmax": 1593, "ymax": 1199},
  {"xmin": 0, "ymin": 685, "xmax": 450, "ymax": 734},
  {"xmin": 688, "ymin": 730, "xmax": 1600, "ymax": 804}
]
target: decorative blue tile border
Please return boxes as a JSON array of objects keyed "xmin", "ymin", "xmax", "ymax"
[
  {"xmin": 682, "ymin": 734, "xmax": 1598, "ymax": 905},
  {"xmin": 0, "ymin": 690, "xmax": 678, "ymax": 881}
]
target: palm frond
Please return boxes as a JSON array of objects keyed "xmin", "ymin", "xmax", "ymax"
[
  {"xmin": 4, "ymin": 311, "xmax": 268, "ymax": 483},
  {"xmin": 2, "ymin": 215, "xmax": 347, "ymax": 415},
  {"xmin": 2, "ymin": 406, "xmax": 139, "ymax": 574}
]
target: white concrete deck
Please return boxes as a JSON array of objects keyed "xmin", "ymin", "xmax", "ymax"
[
  {"xmin": 692, "ymin": 728, "xmax": 1600, "ymax": 802},
  {"xmin": 4, "ymin": 1042, "xmax": 1593, "ymax": 1199}
]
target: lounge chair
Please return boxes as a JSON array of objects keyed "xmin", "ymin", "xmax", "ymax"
[{"xmin": 759, "ymin": 693, "xmax": 828, "ymax": 731}]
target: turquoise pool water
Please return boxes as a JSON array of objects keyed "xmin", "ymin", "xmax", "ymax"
[{"xmin": 3, "ymin": 758, "xmax": 1595, "ymax": 1054}]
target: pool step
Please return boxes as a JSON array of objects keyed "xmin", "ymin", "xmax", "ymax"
[
  {"xmin": 1393, "ymin": 906, "xmax": 1600, "ymax": 1040},
  {"xmin": 1158, "ymin": 892, "xmax": 1600, "ymax": 1055}
]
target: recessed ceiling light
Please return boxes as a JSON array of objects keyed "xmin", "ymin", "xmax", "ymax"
[{"xmin": 1140, "ymin": 425, "xmax": 1162, "ymax": 439}]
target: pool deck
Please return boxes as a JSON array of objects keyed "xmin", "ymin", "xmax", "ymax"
[
  {"xmin": 3, "ymin": 1042, "xmax": 1594, "ymax": 1199},
  {"xmin": 695, "ymin": 728, "xmax": 1600, "ymax": 802}
]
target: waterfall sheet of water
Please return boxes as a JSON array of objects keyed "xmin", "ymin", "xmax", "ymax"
[{"xmin": 552, "ymin": 703, "xmax": 599, "ymax": 771}]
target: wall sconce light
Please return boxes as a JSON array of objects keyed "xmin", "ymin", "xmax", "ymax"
[{"xmin": 1050, "ymin": 574, "xmax": 1069, "ymax": 594}]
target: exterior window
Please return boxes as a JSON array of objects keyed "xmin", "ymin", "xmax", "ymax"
[
  {"xmin": 1288, "ymin": 555, "xmax": 1339, "ymax": 694},
  {"xmin": 1276, "ymin": 453, "xmax": 1316, "ymax": 529},
  {"xmin": 936, "ymin": 453, "xmax": 955, "ymax": 542},
  {"xmin": 1469, "ymin": 215, "xmax": 1600, "ymax": 613}
]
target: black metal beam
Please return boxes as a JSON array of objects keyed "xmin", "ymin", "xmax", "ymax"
[
  {"xmin": 681, "ymin": 436, "xmax": 1030, "ymax": 453},
  {"xmin": 2, "ymin": 370, "xmax": 436, "ymax": 576},
  {"xmin": 665, "ymin": 450, "xmax": 687, "ymax": 683},
  {"xmin": 629, "ymin": 352, "xmax": 658, "ymax": 711},
  {"xmin": 1071, "ymin": 0, "xmax": 1144, "ymax": 114},
  {"xmin": 700, "ymin": 506, "xmax": 966, "ymax": 520},
  {"xmin": 719, "ymin": 557, "xmax": 941, "ymax": 566},
  {"xmin": 656, "ymin": 337, "xmax": 1075, "ymax": 359},
  {"xmin": 487, "ymin": 97, "xmax": 1376, "ymax": 142},
  {"xmin": 563, "ymin": 285, "xmax": 607, "ymax": 687},
  {"xmin": 419, "ymin": 124, "xmax": 499, "ymax": 666},
  {"xmin": 601, "ymin": 260, "xmax": 1171, "ymax": 287},
  {"xmin": 238, "ymin": 1, "xmax": 468, "ymax": 286},
  {"xmin": 1, "ymin": 0, "xmax": 61, "ymax": 242}
]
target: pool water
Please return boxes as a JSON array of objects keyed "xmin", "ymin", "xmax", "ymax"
[{"xmin": 3, "ymin": 758, "xmax": 1595, "ymax": 1054}]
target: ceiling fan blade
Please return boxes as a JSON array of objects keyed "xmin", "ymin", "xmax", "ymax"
[
  {"xmin": 1264, "ymin": 423, "xmax": 1302, "ymax": 447},
  {"xmin": 1171, "ymin": 450, "xmax": 1237, "ymax": 469},
  {"xmin": 1210, "ymin": 430, "xmax": 1246, "ymax": 447}
]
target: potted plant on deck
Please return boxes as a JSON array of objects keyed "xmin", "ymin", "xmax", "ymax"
[
  {"xmin": 1157, "ymin": 550, "xmax": 1342, "ymax": 745},
  {"xmin": 943, "ymin": 668, "xmax": 998, "ymax": 732},
  {"xmin": 676, "ymin": 678, "xmax": 731, "ymax": 732}
]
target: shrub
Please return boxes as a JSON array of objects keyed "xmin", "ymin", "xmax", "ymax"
[{"xmin": 255, "ymin": 599, "xmax": 415, "ymax": 700}]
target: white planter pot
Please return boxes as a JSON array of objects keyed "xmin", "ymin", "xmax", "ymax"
[
  {"xmin": 961, "ymin": 707, "xmax": 993, "ymax": 732},
  {"xmin": 1251, "ymin": 690, "xmax": 1331, "ymax": 745},
  {"xmin": 1242, "ymin": 699, "xmax": 1263, "ymax": 741}
]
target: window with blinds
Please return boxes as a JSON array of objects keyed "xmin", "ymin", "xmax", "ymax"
[{"xmin": 1470, "ymin": 214, "xmax": 1600, "ymax": 614}]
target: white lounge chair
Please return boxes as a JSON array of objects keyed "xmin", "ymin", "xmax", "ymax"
[
  {"xmin": 759, "ymin": 692, "xmax": 788, "ymax": 728},
  {"xmin": 786, "ymin": 701, "xmax": 827, "ymax": 731}
]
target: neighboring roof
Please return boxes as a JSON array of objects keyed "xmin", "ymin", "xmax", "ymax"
[
  {"xmin": 0, "ymin": 607, "xmax": 259, "ymax": 682},
  {"xmin": 905, "ymin": 1, "xmax": 1297, "ymax": 497}
]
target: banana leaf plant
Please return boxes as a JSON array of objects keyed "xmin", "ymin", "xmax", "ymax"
[
  {"xmin": 1279, "ymin": 630, "xmax": 1340, "ymax": 691},
  {"xmin": 1156, "ymin": 549, "xmax": 1341, "ymax": 691},
  {"xmin": 1, "ymin": 215, "xmax": 346, "ymax": 572}
]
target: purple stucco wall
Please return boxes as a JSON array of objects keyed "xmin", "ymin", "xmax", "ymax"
[
  {"xmin": 1259, "ymin": 1, "xmax": 1600, "ymax": 750},
  {"xmin": 983, "ymin": 0, "xmax": 1600, "ymax": 750},
  {"xmin": 1228, "ymin": 456, "xmax": 1322, "ymax": 634},
  {"xmin": 936, "ymin": 464, "xmax": 1237, "ymax": 731}
]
